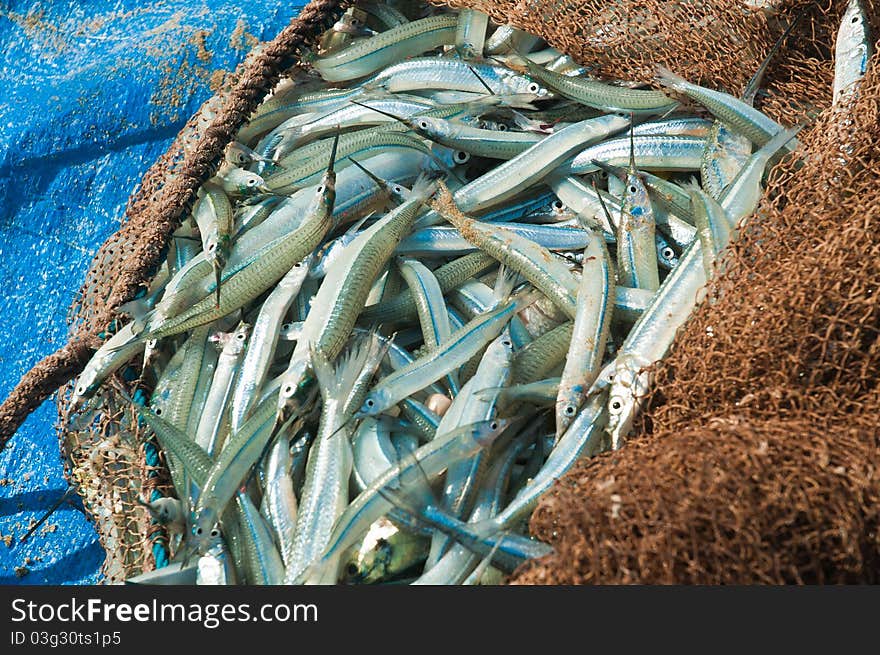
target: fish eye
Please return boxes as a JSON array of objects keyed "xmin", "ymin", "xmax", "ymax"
[
  {"xmin": 195, "ymin": 527, "xmax": 203, "ymax": 536},
  {"xmin": 628, "ymin": 185, "xmax": 637, "ymax": 194},
  {"xmin": 662, "ymin": 247, "xmax": 675, "ymax": 259},
  {"xmin": 852, "ymin": 15, "xmax": 860, "ymax": 23},
  {"xmin": 502, "ymin": 339, "xmax": 512, "ymax": 347},
  {"xmin": 76, "ymin": 385, "xmax": 84, "ymax": 395},
  {"xmin": 282, "ymin": 323, "xmax": 291, "ymax": 330},
  {"xmin": 155, "ymin": 407, "xmax": 162, "ymax": 415},
  {"xmin": 610, "ymin": 399, "xmax": 622, "ymax": 411},
  {"xmin": 564, "ymin": 406, "xmax": 576, "ymax": 416},
  {"xmin": 346, "ymin": 563, "xmax": 359, "ymax": 577},
  {"xmin": 236, "ymin": 333, "xmax": 245, "ymax": 340},
  {"xmin": 208, "ymin": 243, "xmax": 216, "ymax": 251},
  {"xmin": 454, "ymin": 151, "xmax": 469, "ymax": 163},
  {"xmin": 497, "ymin": 123, "xmax": 508, "ymax": 131},
  {"xmin": 317, "ymin": 185, "xmax": 325, "ymax": 194},
  {"xmin": 527, "ymin": 82, "xmax": 540, "ymax": 94},
  {"xmin": 552, "ymin": 200, "xmax": 564, "ymax": 211},
  {"xmin": 247, "ymin": 178, "xmax": 257, "ymax": 186},
  {"xmin": 393, "ymin": 185, "xmax": 403, "ymax": 193},
  {"xmin": 284, "ymin": 385, "xmax": 293, "ymax": 395},
  {"xmin": 366, "ymin": 399, "xmax": 375, "ymax": 407},
  {"xmin": 490, "ymin": 421, "xmax": 499, "ymax": 430},
  {"xmin": 210, "ymin": 528, "xmax": 220, "ymax": 538},
  {"xmin": 419, "ymin": 120, "xmax": 429, "ymax": 129},
  {"xmin": 237, "ymin": 154, "xmax": 247, "ymax": 163}
]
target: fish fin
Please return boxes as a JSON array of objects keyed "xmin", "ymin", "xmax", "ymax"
[
  {"xmin": 410, "ymin": 172, "xmax": 441, "ymax": 201},
  {"xmin": 492, "ymin": 264, "xmax": 516, "ymax": 304},
  {"xmin": 309, "ymin": 345, "xmax": 336, "ymax": 403},
  {"xmin": 117, "ymin": 300, "xmax": 153, "ymax": 335},
  {"xmin": 474, "ymin": 386, "xmax": 505, "ymax": 402},
  {"xmin": 345, "ymin": 213, "xmax": 371, "ymax": 236},
  {"xmin": 681, "ymin": 178, "xmax": 703, "ymax": 194},
  {"xmin": 334, "ymin": 335, "xmax": 382, "ymax": 409},
  {"xmin": 510, "ymin": 288, "xmax": 543, "ymax": 313},
  {"xmin": 654, "ymin": 65, "xmax": 689, "ymax": 92},
  {"xmin": 510, "ymin": 109, "xmax": 553, "ymax": 133}
]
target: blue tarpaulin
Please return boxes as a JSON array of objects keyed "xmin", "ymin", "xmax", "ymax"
[{"xmin": 0, "ymin": 0, "xmax": 304, "ymax": 585}]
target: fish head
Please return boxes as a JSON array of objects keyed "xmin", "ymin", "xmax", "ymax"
[
  {"xmin": 408, "ymin": 115, "xmax": 446, "ymax": 140},
  {"xmin": 277, "ymin": 358, "xmax": 313, "ymax": 425},
  {"xmin": 313, "ymin": 132, "xmax": 340, "ymax": 211},
  {"xmin": 489, "ymin": 327, "xmax": 516, "ymax": 361},
  {"xmin": 229, "ymin": 169, "xmax": 269, "ymax": 196},
  {"xmin": 225, "ymin": 142, "xmax": 252, "ymax": 167},
  {"xmin": 839, "ymin": 0, "xmax": 871, "ymax": 58},
  {"xmin": 210, "ymin": 321, "xmax": 250, "ymax": 355},
  {"xmin": 606, "ymin": 357, "xmax": 652, "ymax": 450},
  {"xmin": 388, "ymin": 182, "xmax": 412, "ymax": 204},
  {"xmin": 71, "ymin": 371, "xmax": 101, "ymax": 409},
  {"xmin": 517, "ymin": 75, "xmax": 552, "ymax": 100},
  {"xmin": 472, "ymin": 417, "xmax": 513, "ymax": 448},
  {"xmin": 332, "ymin": 13, "xmax": 373, "ymax": 37},
  {"xmin": 358, "ymin": 388, "xmax": 391, "ymax": 417},
  {"xmin": 189, "ymin": 507, "xmax": 222, "ymax": 555},
  {"xmin": 148, "ymin": 393, "xmax": 171, "ymax": 421},
  {"xmin": 657, "ymin": 240, "xmax": 680, "ymax": 269},
  {"xmin": 623, "ymin": 172, "xmax": 652, "ymax": 226},
  {"xmin": 139, "ymin": 497, "xmax": 184, "ymax": 526},
  {"xmin": 555, "ymin": 384, "xmax": 585, "ymax": 439},
  {"xmin": 341, "ymin": 518, "xmax": 400, "ymax": 584},
  {"xmin": 196, "ymin": 541, "xmax": 237, "ymax": 585},
  {"xmin": 509, "ymin": 61, "xmax": 553, "ymax": 99},
  {"xmin": 142, "ymin": 337, "xmax": 161, "ymax": 369}
]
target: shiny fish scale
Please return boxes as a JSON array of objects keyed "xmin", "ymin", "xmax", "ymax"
[
  {"xmin": 144, "ymin": 183, "xmax": 334, "ymax": 340},
  {"xmin": 360, "ymin": 252, "xmax": 495, "ymax": 324},
  {"xmin": 276, "ymin": 187, "xmax": 431, "ymax": 417},
  {"xmin": 436, "ymin": 191, "xmax": 581, "ymax": 319},
  {"xmin": 314, "ymin": 15, "xmax": 459, "ymax": 82}
]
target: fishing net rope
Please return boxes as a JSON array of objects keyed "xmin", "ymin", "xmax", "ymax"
[{"xmin": 0, "ymin": 0, "xmax": 874, "ymax": 582}]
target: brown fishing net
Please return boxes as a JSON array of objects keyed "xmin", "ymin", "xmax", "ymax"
[
  {"xmin": 444, "ymin": 0, "xmax": 837, "ymax": 126},
  {"xmin": 508, "ymin": 0, "xmax": 880, "ymax": 584},
  {"xmin": 1, "ymin": 0, "xmax": 871, "ymax": 582}
]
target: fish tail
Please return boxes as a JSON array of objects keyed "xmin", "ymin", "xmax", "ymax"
[{"xmin": 654, "ymin": 65, "xmax": 689, "ymax": 92}]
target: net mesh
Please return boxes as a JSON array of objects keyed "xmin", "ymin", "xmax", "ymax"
[
  {"xmin": 507, "ymin": 0, "xmax": 880, "ymax": 585},
  {"xmin": 48, "ymin": 0, "xmax": 880, "ymax": 582}
]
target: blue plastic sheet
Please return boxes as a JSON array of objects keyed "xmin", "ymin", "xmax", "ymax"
[{"xmin": 0, "ymin": 0, "xmax": 304, "ymax": 585}]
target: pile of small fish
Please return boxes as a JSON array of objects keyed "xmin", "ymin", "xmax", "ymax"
[{"xmin": 69, "ymin": 0, "xmax": 871, "ymax": 585}]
